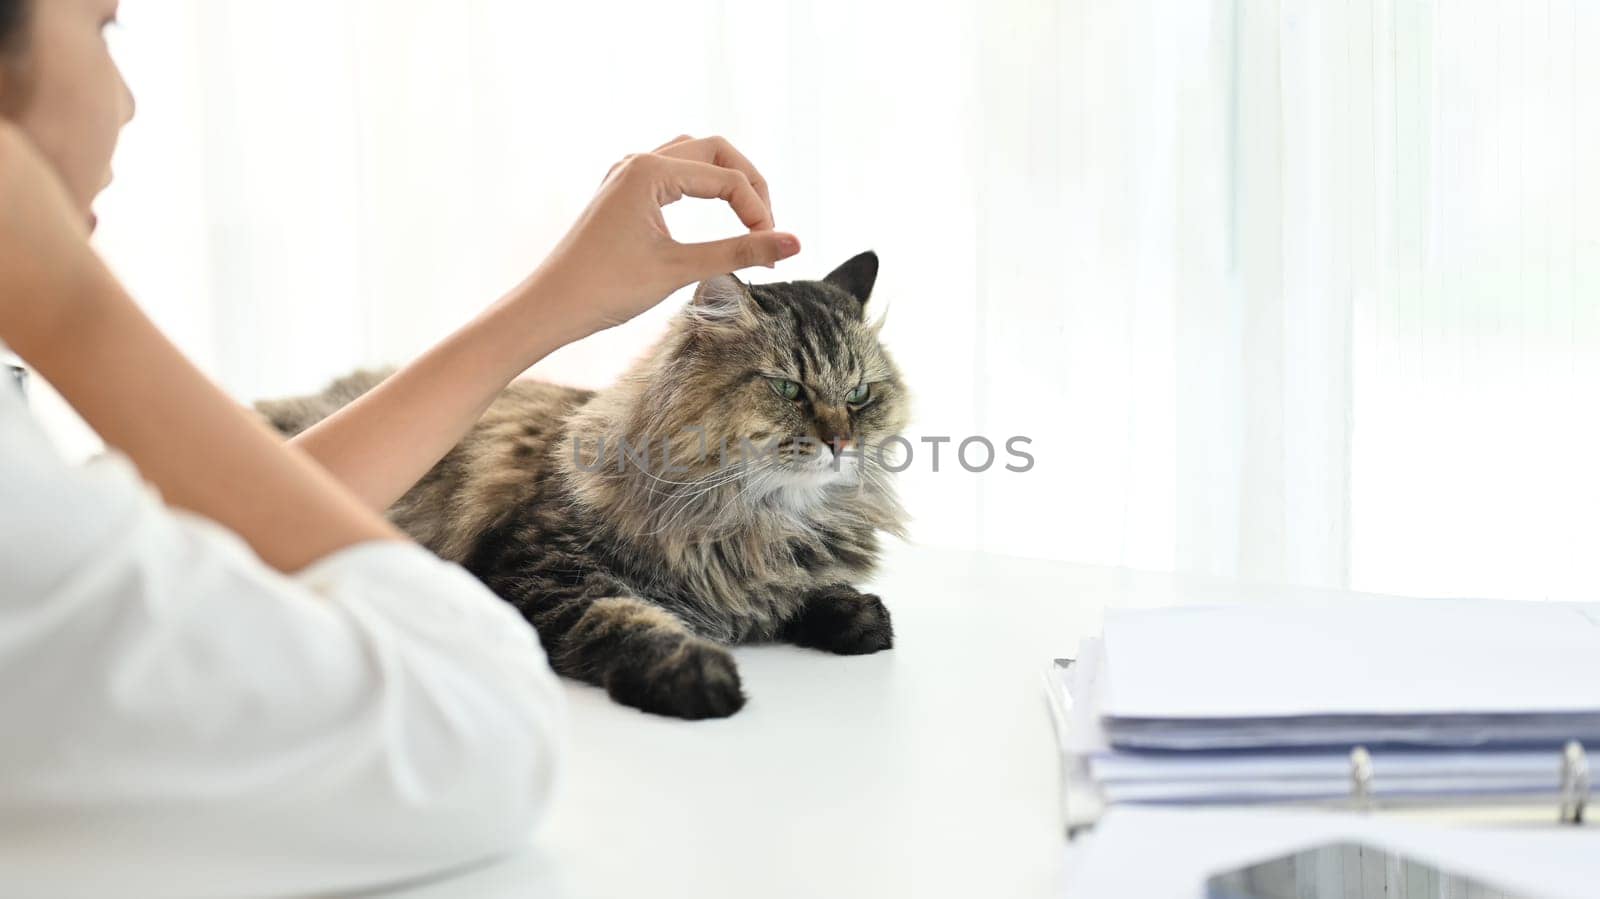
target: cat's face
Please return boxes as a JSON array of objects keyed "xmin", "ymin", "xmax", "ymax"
[{"xmin": 655, "ymin": 251, "xmax": 909, "ymax": 494}]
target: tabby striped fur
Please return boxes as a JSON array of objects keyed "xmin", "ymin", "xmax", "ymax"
[{"xmin": 257, "ymin": 251, "xmax": 908, "ymax": 719}]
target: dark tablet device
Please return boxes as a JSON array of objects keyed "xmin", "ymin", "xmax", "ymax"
[{"xmin": 1206, "ymin": 841, "xmax": 1538, "ymax": 899}]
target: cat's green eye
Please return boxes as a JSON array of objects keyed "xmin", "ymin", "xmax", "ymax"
[
  {"xmin": 768, "ymin": 378, "xmax": 802, "ymax": 401},
  {"xmin": 846, "ymin": 383, "xmax": 871, "ymax": 406}
]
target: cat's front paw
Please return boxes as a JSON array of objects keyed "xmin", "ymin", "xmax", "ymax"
[
  {"xmin": 788, "ymin": 589, "xmax": 894, "ymax": 655},
  {"xmin": 604, "ymin": 638, "xmax": 746, "ymax": 720}
]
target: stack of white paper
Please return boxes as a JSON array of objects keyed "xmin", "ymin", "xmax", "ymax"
[{"xmin": 1048, "ymin": 598, "xmax": 1600, "ymax": 821}]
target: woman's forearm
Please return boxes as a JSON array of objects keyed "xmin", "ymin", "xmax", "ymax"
[
  {"xmin": 1, "ymin": 130, "xmax": 792, "ymax": 576},
  {"xmin": 288, "ymin": 135, "xmax": 802, "ymax": 515},
  {"xmin": 288, "ymin": 271, "xmax": 591, "ymax": 514},
  {"xmin": 16, "ymin": 269, "xmax": 402, "ymax": 573}
]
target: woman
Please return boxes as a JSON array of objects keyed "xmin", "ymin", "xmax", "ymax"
[{"xmin": 0, "ymin": 0, "xmax": 800, "ymax": 894}]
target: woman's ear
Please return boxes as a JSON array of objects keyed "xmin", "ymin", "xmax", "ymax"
[{"xmin": 823, "ymin": 250, "xmax": 879, "ymax": 305}]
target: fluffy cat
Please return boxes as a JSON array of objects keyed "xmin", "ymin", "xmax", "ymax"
[{"xmin": 257, "ymin": 251, "xmax": 909, "ymax": 719}]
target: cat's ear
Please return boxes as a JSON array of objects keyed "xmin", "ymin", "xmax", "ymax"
[
  {"xmin": 823, "ymin": 250, "xmax": 879, "ymax": 307},
  {"xmin": 689, "ymin": 273, "xmax": 757, "ymax": 325}
]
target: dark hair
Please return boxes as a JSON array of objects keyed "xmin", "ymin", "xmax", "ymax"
[
  {"xmin": 0, "ymin": 0, "xmax": 29, "ymax": 116},
  {"xmin": 0, "ymin": 0, "xmax": 27, "ymax": 54}
]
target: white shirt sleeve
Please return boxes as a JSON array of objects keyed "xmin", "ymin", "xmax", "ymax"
[{"xmin": 0, "ymin": 378, "xmax": 567, "ymax": 898}]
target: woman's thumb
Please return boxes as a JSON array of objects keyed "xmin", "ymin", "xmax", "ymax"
[{"xmin": 682, "ymin": 231, "xmax": 801, "ymax": 278}]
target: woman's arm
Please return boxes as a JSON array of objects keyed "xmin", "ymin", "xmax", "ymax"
[
  {"xmin": 0, "ymin": 124, "xmax": 398, "ymax": 572},
  {"xmin": 284, "ymin": 274, "xmax": 580, "ymax": 516},
  {"xmin": 3, "ymin": 125, "xmax": 565, "ymax": 890},
  {"xmin": 21, "ymin": 276, "xmax": 403, "ymax": 572},
  {"xmin": 288, "ymin": 135, "xmax": 801, "ymax": 513},
  {"xmin": 1, "ymin": 128, "xmax": 797, "ymax": 568},
  {"xmin": 1, "ymin": 374, "xmax": 565, "ymax": 896}
]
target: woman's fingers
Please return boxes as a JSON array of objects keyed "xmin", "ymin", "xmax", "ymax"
[
  {"xmin": 653, "ymin": 135, "xmax": 773, "ymax": 220},
  {"xmin": 644, "ymin": 156, "xmax": 774, "ymax": 232},
  {"xmin": 652, "ymin": 134, "xmax": 695, "ymax": 153},
  {"xmin": 603, "ymin": 135, "xmax": 692, "ymax": 184},
  {"xmin": 677, "ymin": 231, "xmax": 802, "ymax": 280},
  {"xmin": 614, "ymin": 134, "xmax": 775, "ymax": 222}
]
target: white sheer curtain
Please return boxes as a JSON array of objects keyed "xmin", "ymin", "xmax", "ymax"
[
  {"xmin": 1348, "ymin": 0, "xmax": 1600, "ymax": 603},
  {"xmin": 39, "ymin": 0, "xmax": 1593, "ymax": 601}
]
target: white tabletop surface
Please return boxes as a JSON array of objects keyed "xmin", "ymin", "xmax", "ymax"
[{"xmin": 357, "ymin": 542, "xmax": 1373, "ymax": 899}]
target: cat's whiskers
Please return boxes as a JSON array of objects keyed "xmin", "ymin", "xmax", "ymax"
[
  {"xmin": 615, "ymin": 458, "xmax": 736, "ymax": 489},
  {"xmin": 704, "ymin": 462, "xmax": 788, "ymax": 536},
  {"xmin": 643, "ymin": 482, "xmax": 739, "ymax": 538},
  {"xmin": 631, "ymin": 465, "xmax": 744, "ymax": 506},
  {"xmin": 631, "ymin": 459, "xmax": 754, "ymax": 539}
]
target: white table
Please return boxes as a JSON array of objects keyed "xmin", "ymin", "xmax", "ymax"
[{"xmin": 370, "ymin": 543, "xmax": 1369, "ymax": 899}]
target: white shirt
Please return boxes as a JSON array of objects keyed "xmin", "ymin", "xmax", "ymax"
[{"xmin": 0, "ymin": 361, "xmax": 566, "ymax": 898}]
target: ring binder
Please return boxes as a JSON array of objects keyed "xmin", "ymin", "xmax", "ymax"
[
  {"xmin": 1045, "ymin": 656, "xmax": 1599, "ymax": 832},
  {"xmin": 1560, "ymin": 741, "xmax": 1589, "ymax": 825}
]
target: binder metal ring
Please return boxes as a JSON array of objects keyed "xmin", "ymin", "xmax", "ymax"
[
  {"xmin": 1349, "ymin": 745, "xmax": 1374, "ymax": 811},
  {"xmin": 1559, "ymin": 741, "xmax": 1590, "ymax": 825}
]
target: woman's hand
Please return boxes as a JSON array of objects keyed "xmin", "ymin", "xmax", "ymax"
[
  {"xmin": 526, "ymin": 134, "xmax": 802, "ymax": 341},
  {"xmin": 0, "ymin": 121, "xmax": 107, "ymax": 356}
]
